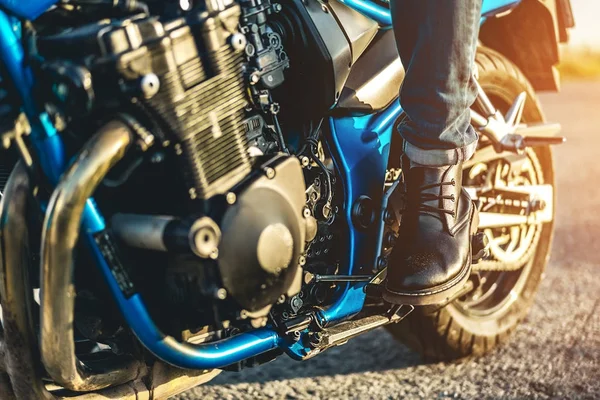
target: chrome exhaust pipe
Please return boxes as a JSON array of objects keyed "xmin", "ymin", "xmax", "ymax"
[
  {"xmin": 0, "ymin": 162, "xmax": 54, "ymax": 399},
  {"xmin": 0, "ymin": 131, "xmax": 222, "ymax": 398},
  {"xmin": 40, "ymin": 120, "xmax": 144, "ymax": 392},
  {"xmin": 51, "ymin": 365, "xmax": 221, "ymax": 400}
]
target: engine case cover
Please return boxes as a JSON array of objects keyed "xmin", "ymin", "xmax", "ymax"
[{"xmin": 219, "ymin": 156, "xmax": 306, "ymax": 312}]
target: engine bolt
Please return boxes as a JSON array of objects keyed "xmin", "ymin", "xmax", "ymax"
[
  {"xmin": 265, "ymin": 167, "xmax": 276, "ymax": 179},
  {"xmin": 298, "ymin": 255, "xmax": 306, "ymax": 266},
  {"xmin": 290, "ymin": 295, "xmax": 303, "ymax": 312},
  {"xmin": 384, "ymin": 232, "xmax": 398, "ymax": 247},
  {"xmin": 377, "ymin": 257, "xmax": 388, "ymax": 270},
  {"xmin": 214, "ymin": 288, "xmax": 227, "ymax": 300},
  {"xmin": 179, "ymin": 0, "xmax": 192, "ymax": 11},
  {"xmin": 530, "ymin": 199, "xmax": 546, "ymax": 212},
  {"xmin": 308, "ymin": 331, "xmax": 324, "ymax": 348},
  {"xmin": 299, "ymin": 156, "xmax": 310, "ymax": 167},
  {"xmin": 141, "ymin": 74, "xmax": 160, "ymax": 99},
  {"xmin": 240, "ymin": 310, "xmax": 249, "ymax": 319},
  {"xmin": 277, "ymin": 294, "xmax": 286, "ymax": 304},
  {"xmin": 250, "ymin": 73, "xmax": 260, "ymax": 85},
  {"xmin": 226, "ymin": 192, "xmax": 237, "ymax": 205},
  {"xmin": 229, "ymin": 33, "xmax": 247, "ymax": 52},
  {"xmin": 303, "ymin": 207, "xmax": 311, "ymax": 218}
]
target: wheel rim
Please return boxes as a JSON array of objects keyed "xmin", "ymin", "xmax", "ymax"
[{"xmin": 454, "ymin": 93, "xmax": 548, "ymax": 319}]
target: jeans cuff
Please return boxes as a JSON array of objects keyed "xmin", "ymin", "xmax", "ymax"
[{"xmin": 403, "ymin": 139, "xmax": 478, "ymax": 167}]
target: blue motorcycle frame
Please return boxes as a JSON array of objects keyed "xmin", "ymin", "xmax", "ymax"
[{"xmin": 0, "ymin": 0, "xmax": 521, "ymax": 369}]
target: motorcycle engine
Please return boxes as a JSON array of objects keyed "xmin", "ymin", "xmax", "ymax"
[{"xmin": 35, "ymin": 0, "xmax": 308, "ymax": 330}]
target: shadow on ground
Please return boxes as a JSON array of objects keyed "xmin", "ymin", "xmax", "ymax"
[{"xmin": 204, "ymin": 329, "xmax": 444, "ymax": 386}]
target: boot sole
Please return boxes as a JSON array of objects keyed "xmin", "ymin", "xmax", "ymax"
[{"xmin": 382, "ymin": 202, "xmax": 479, "ymax": 306}]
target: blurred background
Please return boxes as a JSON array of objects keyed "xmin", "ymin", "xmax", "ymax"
[
  {"xmin": 558, "ymin": 0, "xmax": 600, "ymax": 78},
  {"xmin": 179, "ymin": 1, "xmax": 600, "ymax": 399}
]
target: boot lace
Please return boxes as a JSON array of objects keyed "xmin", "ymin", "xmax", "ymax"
[{"xmin": 417, "ymin": 179, "xmax": 456, "ymax": 217}]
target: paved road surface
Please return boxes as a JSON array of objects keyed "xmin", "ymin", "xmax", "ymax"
[{"xmin": 177, "ymin": 82, "xmax": 600, "ymax": 399}]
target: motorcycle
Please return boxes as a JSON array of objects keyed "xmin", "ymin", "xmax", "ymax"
[{"xmin": 0, "ymin": 0, "xmax": 573, "ymax": 398}]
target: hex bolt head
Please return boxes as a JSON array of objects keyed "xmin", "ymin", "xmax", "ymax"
[
  {"xmin": 226, "ymin": 192, "xmax": 237, "ymax": 205},
  {"xmin": 214, "ymin": 288, "xmax": 227, "ymax": 300},
  {"xmin": 141, "ymin": 74, "xmax": 160, "ymax": 99},
  {"xmin": 308, "ymin": 331, "xmax": 324, "ymax": 348},
  {"xmin": 384, "ymin": 232, "xmax": 398, "ymax": 247},
  {"xmin": 229, "ymin": 33, "xmax": 247, "ymax": 52},
  {"xmin": 291, "ymin": 330, "xmax": 301, "ymax": 342},
  {"xmin": 265, "ymin": 167, "xmax": 276, "ymax": 179},
  {"xmin": 299, "ymin": 156, "xmax": 310, "ymax": 167},
  {"xmin": 530, "ymin": 199, "xmax": 546, "ymax": 212}
]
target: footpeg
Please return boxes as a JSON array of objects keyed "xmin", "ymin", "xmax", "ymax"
[
  {"xmin": 471, "ymin": 232, "xmax": 489, "ymax": 263},
  {"xmin": 496, "ymin": 131, "xmax": 565, "ymax": 153},
  {"xmin": 309, "ymin": 305, "xmax": 414, "ymax": 352},
  {"xmin": 471, "ymin": 81, "xmax": 565, "ymax": 154}
]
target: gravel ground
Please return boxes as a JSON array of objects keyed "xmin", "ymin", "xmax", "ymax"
[{"xmin": 176, "ymin": 82, "xmax": 600, "ymax": 399}]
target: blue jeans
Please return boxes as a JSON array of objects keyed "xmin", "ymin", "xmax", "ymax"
[{"xmin": 391, "ymin": 0, "xmax": 482, "ymax": 166}]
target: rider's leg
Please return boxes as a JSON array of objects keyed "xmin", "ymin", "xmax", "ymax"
[{"xmin": 384, "ymin": 0, "xmax": 483, "ymax": 305}]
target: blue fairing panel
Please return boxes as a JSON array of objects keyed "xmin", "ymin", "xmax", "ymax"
[
  {"xmin": 0, "ymin": 0, "xmax": 59, "ymax": 20},
  {"xmin": 481, "ymin": 0, "xmax": 521, "ymax": 17}
]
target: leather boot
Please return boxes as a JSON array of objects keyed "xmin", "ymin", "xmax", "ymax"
[{"xmin": 383, "ymin": 162, "xmax": 477, "ymax": 306}]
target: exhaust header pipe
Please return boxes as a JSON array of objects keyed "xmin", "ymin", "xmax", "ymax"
[
  {"xmin": 40, "ymin": 120, "xmax": 143, "ymax": 391},
  {"xmin": 0, "ymin": 162, "xmax": 224, "ymax": 398},
  {"xmin": 41, "ymin": 117, "xmax": 281, "ymax": 376},
  {"xmin": 0, "ymin": 162, "xmax": 54, "ymax": 399}
]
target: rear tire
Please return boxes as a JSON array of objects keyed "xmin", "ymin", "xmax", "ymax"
[{"xmin": 386, "ymin": 46, "xmax": 556, "ymax": 360}]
